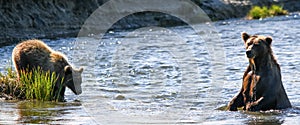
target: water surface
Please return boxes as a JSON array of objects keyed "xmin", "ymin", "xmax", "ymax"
[{"xmin": 1, "ymin": 13, "xmax": 300, "ymax": 124}]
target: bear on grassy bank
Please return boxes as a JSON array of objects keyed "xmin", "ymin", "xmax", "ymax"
[
  {"xmin": 227, "ymin": 32, "xmax": 291, "ymax": 111},
  {"xmin": 12, "ymin": 40, "xmax": 83, "ymax": 100}
]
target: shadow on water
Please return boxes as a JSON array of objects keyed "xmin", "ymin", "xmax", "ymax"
[
  {"xmin": 243, "ymin": 108, "xmax": 300, "ymax": 125},
  {"xmin": 216, "ymin": 104, "xmax": 300, "ymax": 125},
  {"xmin": 16, "ymin": 100, "xmax": 82, "ymax": 124}
]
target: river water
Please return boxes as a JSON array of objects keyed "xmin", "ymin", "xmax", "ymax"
[{"xmin": 1, "ymin": 13, "xmax": 300, "ymax": 124}]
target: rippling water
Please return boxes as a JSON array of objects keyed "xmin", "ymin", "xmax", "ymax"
[{"xmin": 1, "ymin": 13, "xmax": 300, "ymax": 124}]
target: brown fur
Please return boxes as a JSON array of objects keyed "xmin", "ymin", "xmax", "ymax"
[
  {"xmin": 227, "ymin": 32, "xmax": 291, "ymax": 111},
  {"xmin": 12, "ymin": 40, "xmax": 83, "ymax": 100}
]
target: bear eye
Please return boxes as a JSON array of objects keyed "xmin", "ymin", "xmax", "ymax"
[{"xmin": 247, "ymin": 42, "xmax": 252, "ymax": 46}]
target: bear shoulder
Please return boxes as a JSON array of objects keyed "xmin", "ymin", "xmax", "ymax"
[
  {"xmin": 50, "ymin": 51, "xmax": 69, "ymax": 72},
  {"xmin": 50, "ymin": 51, "xmax": 68, "ymax": 63}
]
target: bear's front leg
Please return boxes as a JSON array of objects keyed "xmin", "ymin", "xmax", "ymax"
[
  {"xmin": 227, "ymin": 89, "xmax": 245, "ymax": 111},
  {"xmin": 245, "ymin": 97, "xmax": 264, "ymax": 111}
]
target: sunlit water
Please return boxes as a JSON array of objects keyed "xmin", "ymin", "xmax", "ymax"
[{"xmin": 1, "ymin": 13, "xmax": 300, "ymax": 124}]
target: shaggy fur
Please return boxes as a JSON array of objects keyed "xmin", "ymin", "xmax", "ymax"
[
  {"xmin": 227, "ymin": 32, "xmax": 291, "ymax": 111},
  {"xmin": 12, "ymin": 40, "xmax": 83, "ymax": 100}
]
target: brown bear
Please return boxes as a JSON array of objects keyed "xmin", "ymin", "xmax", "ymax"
[
  {"xmin": 227, "ymin": 32, "xmax": 291, "ymax": 111},
  {"xmin": 12, "ymin": 39, "xmax": 83, "ymax": 100}
]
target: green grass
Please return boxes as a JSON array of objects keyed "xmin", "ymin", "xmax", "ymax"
[
  {"xmin": 247, "ymin": 5, "xmax": 288, "ymax": 19},
  {"xmin": 20, "ymin": 67, "xmax": 63, "ymax": 101},
  {"xmin": 0, "ymin": 67, "xmax": 63, "ymax": 101}
]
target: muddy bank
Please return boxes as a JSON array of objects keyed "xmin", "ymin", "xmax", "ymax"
[{"xmin": 0, "ymin": 0, "xmax": 299, "ymax": 47}]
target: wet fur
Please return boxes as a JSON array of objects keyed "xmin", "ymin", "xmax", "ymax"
[{"xmin": 227, "ymin": 32, "xmax": 291, "ymax": 111}]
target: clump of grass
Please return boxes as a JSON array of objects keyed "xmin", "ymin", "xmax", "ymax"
[
  {"xmin": 0, "ymin": 67, "xmax": 63, "ymax": 101},
  {"xmin": 269, "ymin": 5, "xmax": 288, "ymax": 16},
  {"xmin": 0, "ymin": 67, "xmax": 23, "ymax": 100},
  {"xmin": 20, "ymin": 67, "xmax": 63, "ymax": 101},
  {"xmin": 247, "ymin": 5, "xmax": 288, "ymax": 19}
]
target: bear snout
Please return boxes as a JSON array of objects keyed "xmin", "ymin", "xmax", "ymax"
[{"xmin": 246, "ymin": 50, "xmax": 255, "ymax": 58}]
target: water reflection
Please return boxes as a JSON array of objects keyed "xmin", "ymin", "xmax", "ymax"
[{"xmin": 16, "ymin": 100, "xmax": 85, "ymax": 124}]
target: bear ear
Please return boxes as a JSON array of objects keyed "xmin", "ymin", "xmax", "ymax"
[
  {"xmin": 241, "ymin": 32, "xmax": 250, "ymax": 43},
  {"xmin": 64, "ymin": 65, "xmax": 72, "ymax": 74},
  {"xmin": 79, "ymin": 67, "xmax": 83, "ymax": 73},
  {"xmin": 265, "ymin": 36, "xmax": 272, "ymax": 45}
]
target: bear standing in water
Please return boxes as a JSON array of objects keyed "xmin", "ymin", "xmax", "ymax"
[
  {"xmin": 12, "ymin": 40, "xmax": 83, "ymax": 100},
  {"xmin": 227, "ymin": 32, "xmax": 291, "ymax": 111}
]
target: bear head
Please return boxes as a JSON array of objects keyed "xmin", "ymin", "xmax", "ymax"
[
  {"xmin": 241, "ymin": 32, "xmax": 273, "ymax": 59},
  {"xmin": 64, "ymin": 66, "xmax": 84, "ymax": 95}
]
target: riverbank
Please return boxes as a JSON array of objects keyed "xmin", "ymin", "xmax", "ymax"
[{"xmin": 0, "ymin": 0, "xmax": 299, "ymax": 47}]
